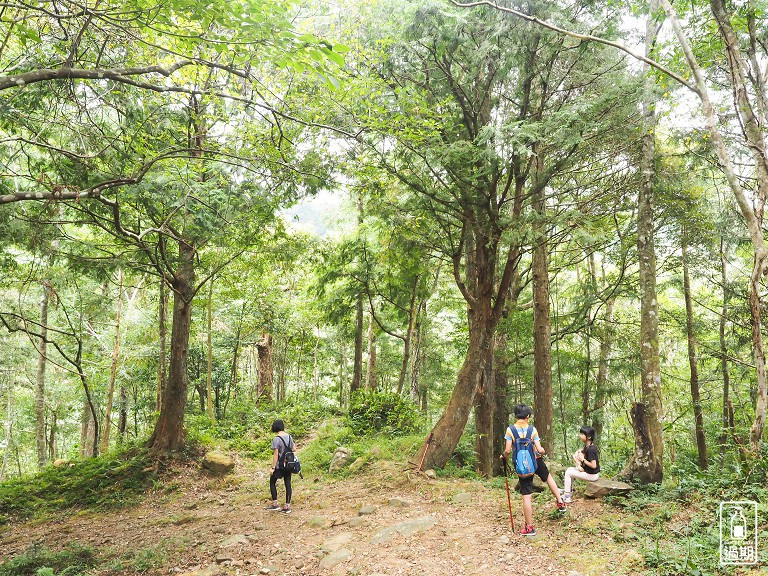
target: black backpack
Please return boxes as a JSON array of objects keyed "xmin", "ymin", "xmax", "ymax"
[{"xmin": 278, "ymin": 435, "xmax": 302, "ymax": 476}]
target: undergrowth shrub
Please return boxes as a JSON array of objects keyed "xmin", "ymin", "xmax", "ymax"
[
  {"xmin": 0, "ymin": 544, "xmax": 95, "ymax": 576},
  {"xmin": 348, "ymin": 391, "xmax": 423, "ymax": 436}
]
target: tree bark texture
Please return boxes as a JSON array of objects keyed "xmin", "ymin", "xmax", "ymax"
[
  {"xmin": 256, "ymin": 333, "xmax": 274, "ymax": 402},
  {"xmin": 474, "ymin": 337, "xmax": 495, "ymax": 477},
  {"xmin": 366, "ymin": 313, "xmax": 377, "ymax": 391},
  {"xmin": 100, "ymin": 269, "xmax": 123, "ymax": 454},
  {"xmin": 682, "ymin": 239, "xmax": 708, "ymax": 469},
  {"xmin": 157, "ymin": 276, "xmax": 168, "ymax": 411},
  {"xmin": 593, "ymin": 296, "xmax": 615, "ymax": 446},
  {"xmin": 719, "ymin": 238, "xmax": 731, "ymax": 461},
  {"xmin": 147, "ymin": 240, "xmax": 195, "ymax": 453},
  {"xmin": 206, "ymin": 279, "xmax": 215, "ymax": 420},
  {"xmin": 532, "ymin": 186, "xmax": 554, "ymax": 457},
  {"xmin": 35, "ymin": 283, "xmax": 50, "ymax": 469}
]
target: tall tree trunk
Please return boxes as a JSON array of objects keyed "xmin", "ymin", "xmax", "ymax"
[
  {"xmin": 593, "ymin": 296, "xmax": 615, "ymax": 446},
  {"xmin": 147, "ymin": 240, "xmax": 195, "ymax": 453},
  {"xmin": 256, "ymin": 333, "xmax": 274, "ymax": 402},
  {"xmin": 474, "ymin": 337, "xmax": 495, "ymax": 477},
  {"xmin": 422, "ymin": 320, "xmax": 492, "ymax": 470},
  {"xmin": 118, "ymin": 384, "xmax": 127, "ymax": 444},
  {"xmin": 206, "ymin": 278, "xmax": 215, "ymax": 420},
  {"xmin": 492, "ymin": 331, "xmax": 509, "ymax": 477},
  {"xmin": 366, "ymin": 312, "xmax": 377, "ymax": 391},
  {"xmin": 35, "ymin": 282, "xmax": 50, "ymax": 469},
  {"xmin": 100, "ymin": 269, "xmax": 123, "ymax": 454},
  {"xmin": 532, "ymin": 179, "xmax": 554, "ymax": 456},
  {"xmin": 47, "ymin": 410, "xmax": 57, "ymax": 461},
  {"xmin": 313, "ymin": 333, "xmax": 320, "ymax": 401},
  {"xmin": 682, "ymin": 237, "xmax": 708, "ymax": 469},
  {"xmin": 397, "ymin": 280, "xmax": 419, "ymax": 394},
  {"xmin": 351, "ymin": 293, "xmax": 364, "ymax": 394},
  {"xmin": 81, "ymin": 400, "xmax": 95, "ymax": 458},
  {"xmin": 632, "ymin": 3, "xmax": 665, "ymax": 484},
  {"xmin": 1, "ymin": 383, "xmax": 13, "ymax": 480},
  {"xmin": 719, "ymin": 237, "xmax": 731, "ymax": 463},
  {"xmin": 157, "ymin": 273, "xmax": 168, "ymax": 412}
]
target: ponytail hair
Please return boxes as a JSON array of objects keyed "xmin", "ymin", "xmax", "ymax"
[{"xmin": 579, "ymin": 425, "xmax": 596, "ymax": 442}]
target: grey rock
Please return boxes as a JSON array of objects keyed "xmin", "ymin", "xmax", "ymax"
[
  {"xmin": 349, "ymin": 517, "xmax": 367, "ymax": 527},
  {"xmin": 423, "ymin": 469, "xmax": 437, "ymax": 479},
  {"xmin": 219, "ymin": 534, "xmax": 249, "ymax": 548},
  {"xmin": 371, "ymin": 516, "xmax": 438, "ymax": 544},
  {"xmin": 202, "ymin": 451, "xmax": 235, "ymax": 475},
  {"xmin": 584, "ymin": 478, "xmax": 634, "ymax": 498},
  {"xmin": 319, "ymin": 548, "xmax": 352, "ymax": 570},
  {"xmin": 214, "ymin": 553, "xmax": 232, "ymax": 564},
  {"xmin": 388, "ymin": 497, "xmax": 409, "ymax": 507},
  {"xmin": 452, "ymin": 493, "xmax": 472, "ymax": 504},
  {"xmin": 329, "ymin": 447, "xmax": 352, "ymax": 472},
  {"xmin": 321, "ymin": 532, "xmax": 353, "ymax": 553},
  {"xmin": 358, "ymin": 505, "xmax": 376, "ymax": 516}
]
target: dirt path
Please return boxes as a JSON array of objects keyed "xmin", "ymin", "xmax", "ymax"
[{"xmin": 0, "ymin": 458, "xmax": 634, "ymax": 576}]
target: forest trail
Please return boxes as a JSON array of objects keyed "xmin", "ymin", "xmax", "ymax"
[{"xmin": 0, "ymin": 457, "xmax": 639, "ymax": 576}]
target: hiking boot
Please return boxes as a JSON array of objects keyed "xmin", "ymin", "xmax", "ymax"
[
  {"xmin": 556, "ymin": 501, "xmax": 567, "ymax": 513},
  {"xmin": 281, "ymin": 505, "xmax": 291, "ymax": 514},
  {"xmin": 519, "ymin": 525, "xmax": 536, "ymax": 536},
  {"xmin": 562, "ymin": 492, "xmax": 572, "ymax": 503},
  {"xmin": 266, "ymin": 503, "xmax": 282, "ymax": 511}
]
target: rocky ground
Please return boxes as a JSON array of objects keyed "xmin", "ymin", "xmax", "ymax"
[{"xmin": 0, "ymin": 454, "xmax": 650, "ymax": 576}]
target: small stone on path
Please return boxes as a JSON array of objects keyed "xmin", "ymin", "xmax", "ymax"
[
  {"xmin": 371, "ymin": 516, "xmax": 438, "ymax": 544},
  {"xmin": 452, "ymin": 493, "xmax": 472, "ymax": 504},
  {"xmin": 220, "ymin": 534, "xmax": 249, "ymax": 548},
  {"xmin": 349, "ymin": 517, "xmax": 367, "ymax": 527},
  {"xmin": 321, "ymin": 532, "xmax": 353, "ymax": 552},
  {"xmin": 388, "ymin": 497, "xmax": 410, "ymax": 507},
  {"xmin": 307, "ymin": 516, "xmax": 329, "ymax": 528},
  {"xmin": 319, "ymin": 548, "xmax": 352, "ymax": 569},
  {"xmin": 358, "ymin": 505, "xmax": 376, "ymax": 516}
]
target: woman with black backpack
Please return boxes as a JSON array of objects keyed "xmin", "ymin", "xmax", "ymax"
[{"xmin": 267, "ymin": 419, "xmax": 294, "ymax": 514}]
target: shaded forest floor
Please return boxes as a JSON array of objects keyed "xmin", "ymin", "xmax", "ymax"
[{"xmin": 0, "ymin": 455, "xmax": 762, "ymax": 576}]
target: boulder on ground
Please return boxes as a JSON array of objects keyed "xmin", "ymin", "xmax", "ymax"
[
  {"xmin": 202, "ymin": 451, "xmax": 235, "ymax": 475},
  {"xmin": 329, "ymin": 447, "xmax": 352, "ymax": 472},
  {"xmin": 584, "ymin": 478, "xmax": 633, "ymax": 498},
  {"xmin": 52, "ymin": 459, "xmax": 70, "ymax": 467}
]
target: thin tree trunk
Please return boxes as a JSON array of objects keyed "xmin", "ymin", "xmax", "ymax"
[
  {"xmin": 397, "ymin": 280, "xmax": 419, "ymax": 394},
  {"xmin": 147, "ymin": 240, "xmax": 195, "ymax": 453},
  {"xmin": 157, "ymin": 274, "xmax": 168, "ymax": 412},
  {"xmin": 118, "ymin": 384, "xmax": 127, "ymax": 444},
  {"xmin": 366, "ymin": 312, "xmax": 377, "ymax": 391},
  {"xmin": 313, "ymin": 333, "xmax": 320, "ymax": 401},
  {"xmin": 351, "ymin": 292, "xmax": 364, "ymax": 394},
  {"xmin": 100, "ymin": 269, "xmax": 123, "ymax": 454},
  {"xmin": 719, "ymin": 237, "xmax": 731, "ymax": 464},
  {"xmin": 593, "ymin": 296, "xmax": 615, "ymax": 446},
  {"xmin": 634, "ymin": 2, "xmax": 664, "ymax": 484},
  {"xmin": 47, "ymin": 410, "xmax": 57, "ymax": 461},
  {"xmin": 682, "ymin": 237, "xmax": 708, "ymax": 469},
  {"xmin": 206, "ymin": 278, "xmax": 215, "ymax": 420},
  {"xmin": 1, "ymin": 383, "xmax": 13, "ymax": 480},
  {"xmin": 35, "ymin": 282, "xmax": 50, "ymax": 469}
]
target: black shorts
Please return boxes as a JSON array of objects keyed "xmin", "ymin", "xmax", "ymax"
[{"xmin": 518, "ymin": 459, "xmax": 550, "ymax": 496}]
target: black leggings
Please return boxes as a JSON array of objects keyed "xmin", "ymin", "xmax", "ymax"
[{"xmin": 270, "ymin": 470, "xmax": 292, "ymax": 504}]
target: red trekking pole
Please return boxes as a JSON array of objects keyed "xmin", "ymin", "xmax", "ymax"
[
  {"xmin": 416, "ymin": 432, "xmax": 434, "ymax": 473},
  {"xmin": 501, "ymin": 456, "xmax": 515, "ymax": 532}
]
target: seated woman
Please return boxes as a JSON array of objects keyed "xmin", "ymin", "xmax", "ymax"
[{"xmin": 562, "ymin": 426, "xmax": 600, "ymax": 503}]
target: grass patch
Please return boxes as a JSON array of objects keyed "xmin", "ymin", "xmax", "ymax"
[
  {"xmin": 108, "ymin": 537, "xmax": 190, "ymax": 573},
  {"xmin": 0, "ymin": 544, "xmax": 96, "ymax": 576},
  {"xmin": 0, "ymin": 447, "xmax": 157, "ymax": 520}
]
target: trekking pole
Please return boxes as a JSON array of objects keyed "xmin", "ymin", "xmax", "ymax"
[
  {"xmin": 501, "ymin": 456, "xmax": 515, "ymax": 532},
  {"xmin": 416, "ymin": 432, "xmax": 434, "ymax": 473}
]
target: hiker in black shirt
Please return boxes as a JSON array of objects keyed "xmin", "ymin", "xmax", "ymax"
[{"xmin": 562, "ymin": 425, "xmax": 600, "ymax": 503}]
